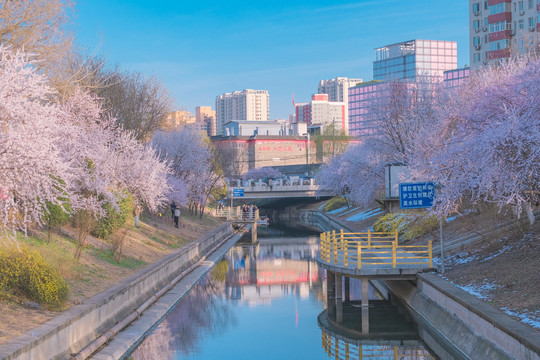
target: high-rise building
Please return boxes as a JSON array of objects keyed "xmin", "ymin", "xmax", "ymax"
[
  {"xmin": 215, "ymin": 89, "xmax": 270, "ymax": 135},
  {"xmin": 349, "ymin": 39, "xmax": 458, "ymax": 137},
  {"xmin": 444, "ymin": 67, "xmax": 471, "ymax": 88},
  {"xmin": 295, "ymin": 94, "xmax": 347, "ymax": 134},
  {"xmin": 318, "ymin": 77, "xmax": 363, "ymax": 102},
  {"xmin": 469, "ymin": 0, "xmax": 539, "ymax": 67},
  {"xmin": 374, "ymin": 39, "xmax": 457, "ymax": 81},
  {"xmin": 196, "ymin": 106, "xmax": 216, "ymax": 136}
]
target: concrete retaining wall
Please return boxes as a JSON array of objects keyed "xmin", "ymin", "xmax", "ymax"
[
  {"xmin": 300, "ymin": 209, "xmax": 540, "ymax": 360},
  {"xmin": 0, "ymin": 223, "xmax": 235, "ymax": 360}
]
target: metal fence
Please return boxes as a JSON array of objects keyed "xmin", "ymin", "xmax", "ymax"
[{"xmin": 319, "ymin": 229, "xmax": 432, "ymax": 269}]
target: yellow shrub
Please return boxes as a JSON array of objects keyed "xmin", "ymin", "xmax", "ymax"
[
  {"xmin": 374, "ymin": 213, "xmax": 438, "ymax": 242},
  {"xmin": 0, "ymin": 246, "xmax": 69, "ymax": 310}
]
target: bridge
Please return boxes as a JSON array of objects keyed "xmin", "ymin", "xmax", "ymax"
[
  {"xmin": 227, "ymin": 178, "xmax": 333, "ymax": 199},
  {"xmin": 317, "ymin": 229, "xmax": 433, "ymax": 327}
]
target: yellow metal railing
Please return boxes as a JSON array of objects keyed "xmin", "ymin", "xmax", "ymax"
[
  {"xmin": 321, "ymin": 331, "xmax": 434, "ymax": 360},
  {"xmin": 319, "ymin": 229, "xmax": 432, "ymax": 269}
]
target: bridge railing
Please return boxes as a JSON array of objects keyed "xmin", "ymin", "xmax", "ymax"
[
  {"xmin": 319, "ymin": 229, "xmax": 432, "ymax": 269},
  {"xmin": 213, "ymin": 206, "xmax": 259, "ymax": 221},
  {"xmin": 321, "ymin": 331, "xmax": 434, "ymax": 360}
]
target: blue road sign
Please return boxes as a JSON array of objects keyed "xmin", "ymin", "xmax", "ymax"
[
  {"xmin": 399, "ymin": 182, "xmax": 435, "ymax": 209},
  {"xmin": 232, "ymin": 188, "xmax": 244, "ymax": 197}
]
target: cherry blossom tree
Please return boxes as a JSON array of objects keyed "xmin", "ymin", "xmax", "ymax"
[
  {"xmin": 243, "ymin": 167, "xmax": 281, "ymax": 180},
  {"xmin": 152, "ymin": 128, "xmax": 218, "ymax": 216},
  {"xmin": 317, "ymin": 139, "xmax": 388, "ymax": 207},
  {"xmin": 0, "ymin": 47, "xmax": 70, "ymax": 246},
  {"xmin": 58, "ymin": 90, "xmax": 170, "ymax": 257},
  {"xmin": 410, "ymin": 55, "xmax": 540, "ymax": 224}
]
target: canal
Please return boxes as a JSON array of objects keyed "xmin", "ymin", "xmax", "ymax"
[{"xmin": 128, "ymin": 223, "xmax": 436, "ymax": 359}]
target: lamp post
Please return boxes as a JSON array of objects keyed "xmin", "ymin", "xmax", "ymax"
[{"xmin": 303, "ymin": 132, "xmax": 310, "ymax": 165}]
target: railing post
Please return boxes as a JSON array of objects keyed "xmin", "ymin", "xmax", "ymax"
[
  {"xmin": 394, "ymin": 229, "xmax": 398, "ymax": 245},
  {"xmin": 332, "ymin": 230, "xmax": 337, "ymax": 265},
  {"xmin": 392, "ymin": 242, "xmax": 397, "ymax": 268},
  {"xmin": 368, "ymin": 228, "xmax": 371, "ymax": 249},
  {"xmin": 344, "ymin": 239, "xmax": 348, "ymax": 267},
  {"xmin": 428, "ymin": 240, "xmax": 433, "ymax": 268},
  {"xmin": 357, "ymin": 244, "xmax": 362, "ymax": 269},
  {"xmin": 320, "ymin": 233, "xmax": 324, "ymax": 260}
]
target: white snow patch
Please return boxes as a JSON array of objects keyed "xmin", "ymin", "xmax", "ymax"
[
  {"xmin": 501, "ymin": 308, "xmax": 540, "ymax": 329},
  {"xmin": 346, "ymin": 208, "xmax": 384, "ymax": 222},
  {"xmin": 454, "ymin": 280, "xmax": 501, "ymax": 300}
]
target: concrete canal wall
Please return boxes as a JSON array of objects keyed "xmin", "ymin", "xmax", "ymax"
[
  {"xmin": 0, "ymin": 223, "xmax": 236, "ymax": 360},
  {"xmin": 300, "ymin": 209, "xmax": 540, "ymax": 360}
]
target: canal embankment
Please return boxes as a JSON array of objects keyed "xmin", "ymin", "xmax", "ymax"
[
  {"xmin": 0, "ymin": 223, "xmax": 242, "ymax": 360},
  {"xmin": 299, "ymin": 209, "xmax": 540, "ymax": 360}
]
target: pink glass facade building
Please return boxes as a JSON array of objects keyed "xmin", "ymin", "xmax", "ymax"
[{"xmin": 348, "ymin": 39, "xmax": 458, "ymax": 137}]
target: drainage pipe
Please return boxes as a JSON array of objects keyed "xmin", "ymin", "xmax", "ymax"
[{"xmin": 72, "ymin": 226, "xmax": 244, "ymax": 360}]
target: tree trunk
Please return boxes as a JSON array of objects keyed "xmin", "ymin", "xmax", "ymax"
[{"xmin": 524, "ymin": 203, "xmax": 535, "ymax": 225}]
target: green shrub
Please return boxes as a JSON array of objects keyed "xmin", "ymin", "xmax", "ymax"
[
  {"xmin": 92, "ymin": 192, "xmax": 134, "ymax": 240},
  {"xmin": 323, "ymin": 197, "xmax": 348, "ymax": 212},
  {"xmin": 373, "ymin": 212, "xmax": 438, "ymax": 241},
  {"xmin": 0, "ymin": 247, "xmax": 69, "ymax": 310}
]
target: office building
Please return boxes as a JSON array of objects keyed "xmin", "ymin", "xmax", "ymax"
[
  {"xmin": 469, "ymin": 0, "xmax": 539, "ymax": 67},
  {"xmin": 444, "ymin": 67, "xmax": 471, "ymax": 88},
  {"xmin": 215, "ymin": 89, "xmax": 270, "ymax": 135},
  {"xmin": 349, "ymin": 39, "xmax": 458, "ymax": 137},
  {"xmin": 374, "ymin": 39, "xmax": 457, "ymax": 81}
]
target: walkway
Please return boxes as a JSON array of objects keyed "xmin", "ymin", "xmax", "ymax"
[{"xmin": 317, "ymin": 229, "xmax": 433, "ymax": 280}]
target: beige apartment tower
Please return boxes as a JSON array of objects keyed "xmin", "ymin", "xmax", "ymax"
[{"xmin": 215, "ymin": 89, "xmax": 270, "ymax": 136}]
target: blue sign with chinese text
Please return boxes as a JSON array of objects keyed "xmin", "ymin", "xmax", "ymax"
[
  {"xmin": 399, "ymin": 182, "xmax": 435, "ymax": 209},
  {"xmin": 232, "ymin": 188, "xmax": 244, "ymax": 197}
]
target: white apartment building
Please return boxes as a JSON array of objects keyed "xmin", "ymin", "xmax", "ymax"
[
  {"xmin": 469, "ymin": 0, "xmax": 540, "ymax": 67},
  {"xmin": 215, "ymin": 89, "xmax": 270, "ymax": 135},
  {"xmin": 318, "ymin": 77, "xmax": 363, "ymax": 102},
  {"xmin": 295, "ymin": 94, "xmax": 347, "ymax": 134}
]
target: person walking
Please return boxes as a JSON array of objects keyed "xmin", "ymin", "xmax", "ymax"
[
  {"xmin": 171, "ymin": 202, "xmax": 176, "ymax": 223},
  {"xmin": 174, "ymin": 207, "xmax": 180, "ymax": 228}
]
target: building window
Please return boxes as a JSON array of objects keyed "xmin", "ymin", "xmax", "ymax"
[
  {"xmin": 490, "ymin": 39, "xmax": 508, "ymax": 51},
  {"xmin": 529, "ymin": 0, "xmax": 534, "ymax": 9},
  {"xmin": 490, "ymin": 2, "xmax": 510, "ymax": 14},
  {"xmin": 474, "ymin": 37, "xmax": 480, "ymax": 47},
  {"xmin": 490, "ymin": 20, "xmax": 511, "ymax": 32},
  {"xmin": 484, "ymin": 0, "xmax": 488, "ymax": 9},
  {"xmin": 473, "ymin": 2, "xmax": 480, "ymax": 14},
  {"xmin": 519, "ymin": 19, "xmax": 525, "ymax": 29},
  {"xmin": 474, "ymin": 53, "xmax": 480, "ymax": 63},
  {"xmin": 474, "ymin": 20, "xmax": 480, "ymax": 31},
  {"xmin": 529, "ymin": 17, "xmax": 535, "ymax": 27},
  {"xmin": 519, "ymin": 1, "xmax": 524, "ymax": 11}
]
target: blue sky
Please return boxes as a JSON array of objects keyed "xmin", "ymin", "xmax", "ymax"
[{"xmin": 75, "ymin": 0, "xmax": 469, "ymax": 119}]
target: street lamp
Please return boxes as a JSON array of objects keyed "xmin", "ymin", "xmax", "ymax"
[{"xmin": 303, "ymin": 132, "xmax": 310, "ymax": 165}]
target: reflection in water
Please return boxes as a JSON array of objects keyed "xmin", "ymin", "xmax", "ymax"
[
  {"xmin": 319, "ymin": 303, "xmax": 435, "ymax": 359},
  {"xmin": 132, "ymin": 265, "xmax": 233, "ymax": 360},
  {"xmin": 130, "ymin": 224, "xmax": 436, "ymax": 359}
]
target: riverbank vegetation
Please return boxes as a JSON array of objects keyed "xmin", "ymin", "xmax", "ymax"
[{"xmin": 318, "ymin": 55, "xmax": 539, "ymax": 225}]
